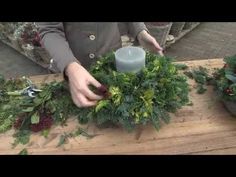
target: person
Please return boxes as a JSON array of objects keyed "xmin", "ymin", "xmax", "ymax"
[{"xmin": 37, "ymin": 22, "xmax": 163, "ymax": 108}]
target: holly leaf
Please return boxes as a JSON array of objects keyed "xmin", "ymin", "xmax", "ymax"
[
  {"xmin": 31, "ymin": 112, "xmax": 40, "ymax": 124},
  {"xmin": 225, "ymin": 74, "xmax": 236, "ymax": 83}
]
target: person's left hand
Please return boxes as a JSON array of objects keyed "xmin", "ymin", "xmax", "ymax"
[{"xmin": 137, "ymin": 30, "xmax": 164, "ymax": 56}]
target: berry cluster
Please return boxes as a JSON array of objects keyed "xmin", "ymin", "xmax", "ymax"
[
  {"xmin": 14, "ymin": 112, "xmax": 53, "ymax": 132},
  {"xmin": 30, "ymin": 113, "xmax": 53, "ymax": 132},
  {"xmin": 21, "ymin": 31, "xmax": 41, "ymax": 47},
  {"xmin": 96, "ymin": 85, "xmax": 111, "ymax": 99},
  {"xmin": 225, "ymin": 88, "xmax": 233, "ymax": 95}
]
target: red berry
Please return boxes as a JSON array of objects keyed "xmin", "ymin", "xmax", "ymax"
[
  {"xmin": 30, "ymin": 113, "xmax": 53, "ymax": 132},
  {"xmin": 98, "ymin": 85, "xmax": 108, "ymax": 94},
  {"xmin": 97, "ymin": 85, "xmax": 112, "ymax": 99},
  {"xmin": 94, "ymin": 85, "xmax": 111, "ymax": 99},
  {"xmin": 225, "ymin": 88, "xmax": 233, "ymax": 95}
]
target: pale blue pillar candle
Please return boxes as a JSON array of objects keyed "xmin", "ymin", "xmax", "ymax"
[{"xmin": 115, "ymin": 46, "xmax": 146, "ymax": 73}]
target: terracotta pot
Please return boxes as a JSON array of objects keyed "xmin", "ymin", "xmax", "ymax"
[
  {"xmin": 145, "ymin": 22, "xmax": 172, "ymax": 47},
  {"xmin": 222, "ymin": 99, "xmax": 236, "ymax": 117},
  {"xmin": 170, "ymin": 22, "xmax": 185, "ymax": 37}
]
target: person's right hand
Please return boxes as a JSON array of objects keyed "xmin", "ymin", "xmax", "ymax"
[{"xmin": 65, "ymin": 62, "xmax": 103, "ymax": 108}]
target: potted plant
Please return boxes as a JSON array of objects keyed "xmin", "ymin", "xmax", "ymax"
[
  {"xmin": 0, "ymin": 22, "xmax": 23, "ymax": 50},
  {"xmin": 183, "ymin": 22, "xmax": 194, "ymax": 30},
  {"xmin": 169, "ymin": 22, "xmax": 185, "ymax": 37},
  {"xmin": 145, "ymin": 22, "xmax": 172, "ymax": 47},
  {"xmin": 21, "ymin": 43, "xmax": 35, "ymax": 59},
  {"xmin": 213, "ymin": 55, "xmax": 236, "ymax": 116},
  {"xmin": 8, "ymin": 35, "xmax": 22, "ymax": 51},
  {"xmin": 31, "ymin": 31, "xmax": 51, "ymax": 64},
  {"xmin": 14, "ymin": 23, "xmax": 51, "ymax": 63}
]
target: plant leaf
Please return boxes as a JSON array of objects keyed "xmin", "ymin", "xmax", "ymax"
[
  {"xmin": 74, "ymin": 127, "xmax": 96, "ymax": 139},
  {"xmin": 31, "ymin": 112, "xmax": 40, "ymax": 124},
  {"xmin": 57, "ymin": 134, "xmax": 67, "ymax": 147},
  {"xmin": 144, "ymin": 89, "xmax": 154, "ymax": 99},
  {"xmin": 95, "ymin": 100, "xmax": 109, "ymax": 112},
  {"xmin": 33, "ymin": 97, "xmax": 43, "ymax": 106},
  {"xmin": 174, "ymin": 63, "xmax": 188, "ymax": 70},
  {"xmin": 12, "ymin": 130, "xmax": 31, "ymax": 148},
  {"xmin": 18, "ymin": 148, "xmax": 28, "ymax": 155},
  {"xmin": 196, "ymin": 84, "xmax": 207, "ymax": 94},
  {"xmin": 41, "ymin": 129, "xmax": 50, "ymax": 138},
  {"xmin": 22, "ymin": 107, "xmax": 34, "ymax": 112},
  {"xmin": 225, "ymin": 74, "xmax": 236, "ymax": 83}
]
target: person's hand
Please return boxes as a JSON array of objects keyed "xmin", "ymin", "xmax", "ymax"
[
  {"xmin": 65, "ymin": 62, "xmax": 103, "ymax": 108},
  {"xmin": 137, "ymin": 30, "xmax": 164, "ymax": 56}
]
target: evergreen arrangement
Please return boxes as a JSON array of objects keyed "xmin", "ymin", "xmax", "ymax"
[{"xmin": 0, "ymin": 52, "xmax": 190, "ymax": 146}]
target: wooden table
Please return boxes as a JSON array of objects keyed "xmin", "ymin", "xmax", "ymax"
[{"xmin": 1, "ymin": 58, "xmax": 236, "ymax": 155}]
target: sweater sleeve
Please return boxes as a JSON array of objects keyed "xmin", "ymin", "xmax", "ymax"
[
  {"xmin": 36, "ymin": 22, "xmax": 79, "ymax": 72},
  {"xmin": 118, "ymin": 22, "xmax": 148, "ymax": 45}
]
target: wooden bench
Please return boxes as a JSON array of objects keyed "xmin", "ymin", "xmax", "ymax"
[{"xmin": 2, "ymin": 58, "xmax": 236, "ymax": 155}]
